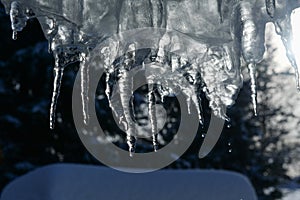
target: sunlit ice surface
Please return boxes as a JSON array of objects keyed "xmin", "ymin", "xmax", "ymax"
[{"xmin": 1, "ymin": 0, "xmax": 300, "ymax": 159}]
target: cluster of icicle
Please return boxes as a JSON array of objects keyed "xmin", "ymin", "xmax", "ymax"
[{"xmin": 2, "ymin": 0, "xmax": 300, "ymax": 155}]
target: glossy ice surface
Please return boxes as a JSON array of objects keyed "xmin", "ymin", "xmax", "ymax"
[{"xmin": 1, "ymin": 0, "xmax": 299, "ymax": 153}]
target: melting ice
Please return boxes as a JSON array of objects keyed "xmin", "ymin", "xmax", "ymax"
[{"xmin": 2, "ymin": 0, "xmax": 300, "ymax": 154}]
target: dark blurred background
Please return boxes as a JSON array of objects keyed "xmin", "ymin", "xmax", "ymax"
[{"xmin": 1, "ymin": 3, "xmax": 300, "ymax": 200}]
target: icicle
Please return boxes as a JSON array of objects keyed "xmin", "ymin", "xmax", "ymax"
[
  {"xmin": 10, "ymin": 1, "xmax": 27, "ymax": 41},
  {"xmin": 194, "ymin": 90, "xmax": 203, "ymax": 125},
  {"xmin": 100, "ymin": 46, "xmax": 114, "ymax": 108},
  {"xmin": 157, "ymin": 85, "xmax": 169, "ymax": 103},
  {"xmin": 286, "ymin": 48, "xmax": 300, "ymax": 91},
  {"xmin": 180, "ymin": 85, "xmax": 192, "ymax": 115},
  {"xmin": 275, "ymin": 18, "xmax": 300, "ymax": 91},
  {"xmin": 186, "ymin": 96, "xmax": 191, "ymax": 114},
  {"xmin": 105, "ymin": 72, "xmax": 111, "ymax": 103},
  {"xmin": 50, "ymin": 64, "xmax": 64, "ymax": 130},
  {"xmin": 240, "ymin": 1, "xmax": 265, "ymax": 65},
  {"xmin": 194, "ymin": 77, "xmax": 204, "ymax": 125},
  {"xmin": 239, "ymin": 1, "xmax": 265, "ymax": 116},
  {"xmin": 148, "ymin": 86, "xmax": 158, "ymax": 152},
  {"xmin": 181, "ymin": 86, "xmax": 203, "ymax": 124},
  {"xmin": 104, "ymin": 68, "xmax": 110, "ymax": 99},
  {"xmin": 118, "ymin": 44, "xmax": 137, "ymax": 156},
  {"xmin": 265, "ymin": 0, "xmax": 276, "ymax": 18},
  {"xmin": 184, "ymin": 63, "xmax": 203, "ymax": 124},
  {"xmin": 80, "ymin": 53, "xmax": 89, "ymax": 125},
  {"xmin": 160, "ymin": 94, "xmax": 165, "ymax": 103},
  {"xmin": 247, "ymin": 63, "xmax": 258, "ymax": 116},
  {"xmin": 49, "ymin": 47, "xmax": 82, "ymax": 129},
  {"xmin": 119, "ymin": 70, "xmax": 136, "ymax": 155},
  {"xmin": 130, "ymin": 94, "xmax": 136, "ymax": 122}
]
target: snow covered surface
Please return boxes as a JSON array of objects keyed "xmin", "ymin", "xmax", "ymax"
[{"xmin": 0, "ymin": 164, "xmax": 257, "ymax": 200}]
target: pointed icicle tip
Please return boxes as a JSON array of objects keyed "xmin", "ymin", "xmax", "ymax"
[
  {"xmin": 12, "ymin": 31, "xmax": 17, "ymax": 40},
  {"xmin": 153, "ymin": 142, "xmax": 158, "ymax": 152},
  {"xmin": 294, "ymin": 69, "xmax": 300, "ymax": 92},
  {"xmin": 105, "ymin": 72, "xmax": 111, "ymax": 103},
  {"xmin": 50, "ymin": 121, "xmax": 55, "ymax": 130},
  {"xmin": 127, "ymin": 135, "xmax": 136, "ymax": 157},
  {"xmin": 152, "ymin": 133, "xmax": 159, "ymax": 152}
]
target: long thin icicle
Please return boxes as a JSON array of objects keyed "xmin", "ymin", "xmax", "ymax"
[
  {"xmin": 105, "ymin": 71, "xmax": 111, "ymax": 104},
  {"xmin": 50, "ymin": 64, "xmax": 64, "ymax": 130},
  {"xmin": 49, "ymin": 48, "xmax": 82, "ymax": 129},
  {"xmin": 196, "ymin": 93, "xmax": 204, "ymax": 125},
  {"xmin": 148, "ymin": 86, "xmax": 158, "ymax": 152},
  {"xmin": 80, "ymin": 53, "xmax": 89, "ymax": 125},
  {"xmin": 239, "ymin": 1, "xmax": 264, "ymax": 116},
  {"xmin": 181, "ymin": 85, "xmax": 203, "ymax": 124},
  {"xmin": 119, "ymin": 69, "xmax": 136, "ymax": 156},
  {"xmin": 193, "ymin": 86, "xmax": 203, "ymax": 125},
  {"xmin": 12, "ymin": 31, "xmax": 17, "ymax": 40},
  {"xmin": 130, "ymin": 94, "xmax": 136, "ymax": 123},
  {"xmin": 275, "ymin": 18, "xmax": 300, "ymax": 91},
  {"xmin": 101, "ymin": 46, "xmax": 114, "ymax": 108},
  {"xmin": 248, "ymin": 63, "xmax": 257, "ymax": 116}
]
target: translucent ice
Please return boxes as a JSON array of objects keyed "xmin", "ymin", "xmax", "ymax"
[
  {"xmin": 247, "ymin": 63, "xmax": 258, "ymax": 116},
  {"xmin": 49, "ymin": 65, "xmax": 64, "ymax": 130},
  {"xmin": 148, "ymin": 87, "xmax": 158, "ymax": 151},
  {"xmin": 80, "ymin": 53, "xmax": 89, "ymax": 125},
  {"xmin": 9, "ymin": 1, "xmax": 28, "ymax": 40},
  {"xmin": 2, "ymin": 0, "xmax": 300, "ymax": 154}
]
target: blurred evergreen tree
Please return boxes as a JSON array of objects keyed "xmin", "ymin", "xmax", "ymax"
[{"xmin": 0, "ymin": 4, "xmax": 98, "ymax": 191}]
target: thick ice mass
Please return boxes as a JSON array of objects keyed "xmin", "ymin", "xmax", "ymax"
[{"xmin": 2, "ymin": 0, "xmax": 300, "ymax": 153}]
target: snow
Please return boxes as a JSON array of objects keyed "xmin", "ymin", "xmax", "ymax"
[{"xmin": 0, "ymin": 164, "xmax": 257, "ymax": 200}]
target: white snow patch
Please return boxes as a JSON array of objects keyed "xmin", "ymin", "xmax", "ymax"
[{"xmin": 0, "ymin": 164, "xmax": 257, "ymax": 200}]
